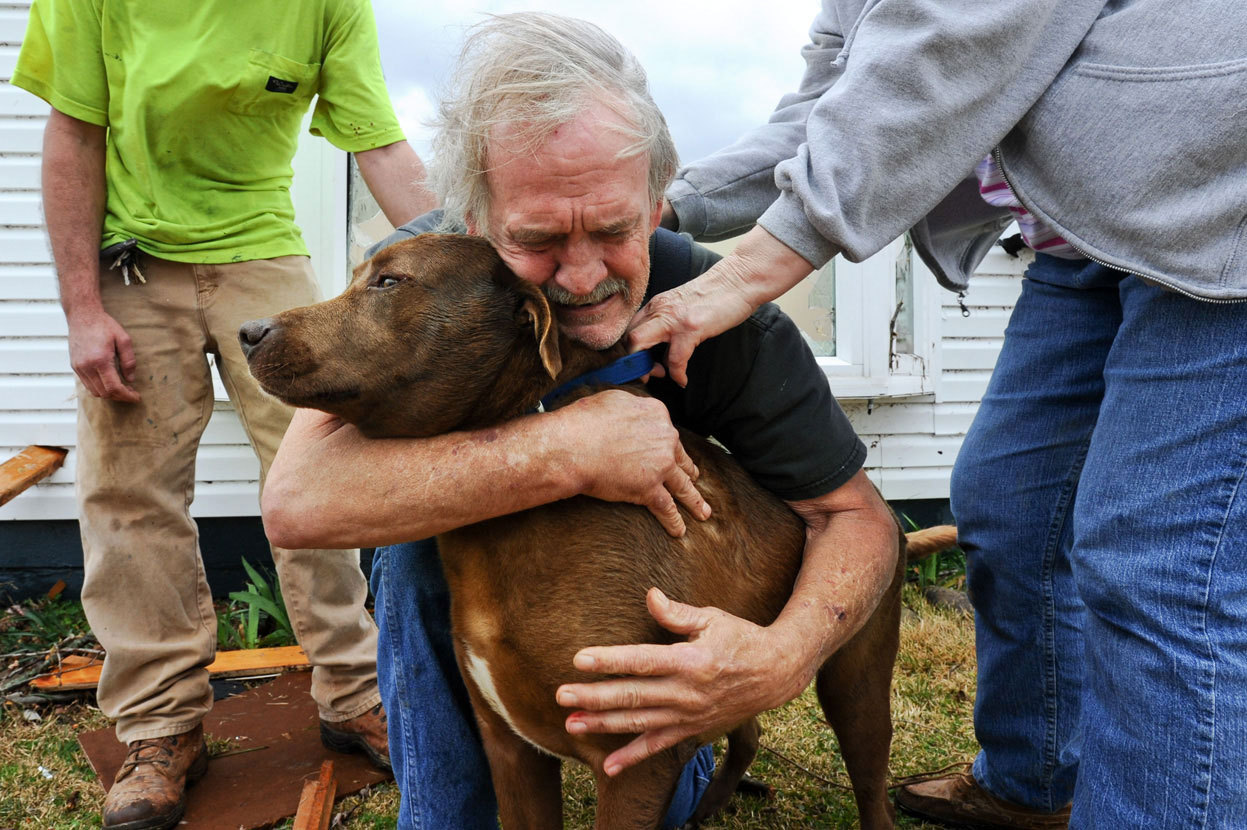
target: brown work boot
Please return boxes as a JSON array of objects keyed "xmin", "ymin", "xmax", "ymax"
[
  {"xmin": 102, "ymin": 724, "xmax": 209, "ymax": 830},
  {"xmin": 895, "ymin": 770, "xmax": 1070, "ymax": 829},
  {"xmin": 320, "ymin": 701, "xmax": 391, "ymax": 772}
]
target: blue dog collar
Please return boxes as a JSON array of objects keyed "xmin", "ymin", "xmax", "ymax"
[{"xmin": 538, "ymin": 349, "xmax": 657, "ymax": 411}]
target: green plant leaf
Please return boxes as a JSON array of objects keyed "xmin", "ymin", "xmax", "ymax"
[
  {"xmin": 240, "ymin": 557, "xmax": 271, "ymax": 599},
  {"xmin": 228, "ymin": 591, "xmax": 288, "ymax": 626},
  {"xmin": 216, "ymin": 609, "xmax": 243, "ymax": 650},
  {"xmin": 898, "ymin": 512, "xmax": 923, "ymax": 532},
  {"xmin": 245, "ymin": 599, "xmax": 260, "ymax": 650}
]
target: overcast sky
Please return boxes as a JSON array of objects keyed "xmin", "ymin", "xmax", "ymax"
[{"xmin": 371, "ymin": 1, "xmax": 816, "ymax": 166}]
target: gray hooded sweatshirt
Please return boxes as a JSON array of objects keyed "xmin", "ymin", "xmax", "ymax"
[{"xmin": 666, "ymin": 0, "xmax": 1247, "ymax": 301}]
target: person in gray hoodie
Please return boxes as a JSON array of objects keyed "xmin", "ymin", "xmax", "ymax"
[{"xmin": 616, "ymin": 1, "xmax": 1247, "ymax": 827}]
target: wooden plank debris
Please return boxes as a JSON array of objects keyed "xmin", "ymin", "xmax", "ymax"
[
  {"xmin": 30, "ymin": 645, "xmax": 309, "ymax": 691},
  {"xmin": 0, "ymin": 445, "xmax": 68, "ymax": 506},
  {"xmin": 293, "ymin": 761, "xmax": 337, "ymax": 830}
]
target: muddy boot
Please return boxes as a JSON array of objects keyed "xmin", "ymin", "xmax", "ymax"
[
  {"xmin": 320, "ymin": 701, "xmax": 391, "ymax": 772},
  {"xmin": 102, "ymin": 724, "xmax": 209, "ymax": 830}
]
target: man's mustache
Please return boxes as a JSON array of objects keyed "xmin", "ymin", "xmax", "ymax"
[{"xmin": 544, "ymin": 277, "xmax": 630, "ymax": 307}]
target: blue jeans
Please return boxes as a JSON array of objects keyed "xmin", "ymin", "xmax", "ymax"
[
  {"xmin": 371, "ymin": 539, "xmax": 714, "ymax": 828},
  {"xmin": 951, "ymin": 254, "xmax": 1247, "ymax": 827}
]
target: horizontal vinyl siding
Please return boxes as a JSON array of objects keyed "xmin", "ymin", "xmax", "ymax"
[
  {"xmin": 7, "ymin": 481, "xmax": 267, "ymax": 522},
  {"xmin": 854, "ymin": 246, "xmax": 1029, "ymax": 500},
  {"xmin": 17, "ymin": 443, "xmax": 265, "ymax": 483},
  {"xmin": 0, "ymin": 1, "xmax": 259, "ymax": 520}
]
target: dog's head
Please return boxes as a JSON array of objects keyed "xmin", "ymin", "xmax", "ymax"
[{"xmin": 240, "ymin": 234, "xmax": 567, "ymax": 438}]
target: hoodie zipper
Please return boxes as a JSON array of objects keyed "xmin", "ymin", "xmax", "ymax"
[{"xmin": 990, "ymin": 147, "xmax": 1246, "ymax": 305}]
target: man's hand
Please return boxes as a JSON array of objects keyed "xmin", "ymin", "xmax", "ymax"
[
  {"xmin": 628, "ymin": 225, "xmax": 815, "ymax": 386},
  {"xmin": 68, "ymin": 309, "xmax": 140, "ymax": 402},
  {"xmin": 626, "ymin": 262, "xmax": 755, "ymax": 388},
  {"xmin": 556, "ymin": 587, "xmax": 804, "ymax": 777},
  {"xmin": 552, "ymin": 471, "xmax": 898, "ymax": 777},
  {"xmin": 557, "ymin": 390, "xmax": 710, "ymax": 537}
]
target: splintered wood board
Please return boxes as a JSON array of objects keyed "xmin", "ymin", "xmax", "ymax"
[{"xmin": 0, "ymin": 445, "xmax": 68, "ymax": 506}]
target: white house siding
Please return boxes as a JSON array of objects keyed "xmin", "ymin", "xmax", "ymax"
[
  {"xmin": 848, "ymin": 246, "xmax": 1030, "ymax": 501},
  {"xmin": 0, "ymin": 1, "xmax": 345, "ymax": 521}
]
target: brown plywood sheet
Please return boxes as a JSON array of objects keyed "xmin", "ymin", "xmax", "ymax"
[{"xmin": 79, "ymin": 672, "xmax": 391, "ymax": 829}]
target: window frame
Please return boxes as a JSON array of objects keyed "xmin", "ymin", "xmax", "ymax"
[{"xmin": 810, "ymin": 236, "xmax": 941, "ymax": 400}]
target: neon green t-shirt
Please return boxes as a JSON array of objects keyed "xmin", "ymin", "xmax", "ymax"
[{"xmin": 13, "ymin": 0, "xmax": 406, "ymax": 263}]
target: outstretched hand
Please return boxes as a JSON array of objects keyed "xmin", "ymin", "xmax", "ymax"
[
  {"xmin": 628, "ymin": 226, "xmax": 816, "ymax": 386},
  {"xmin": 626, "ymin": 270, "xmax": 754, "ymax": 388},
  {"xmin": 556, "ymin": 587, "xmax": 810, "ymax": 776}
]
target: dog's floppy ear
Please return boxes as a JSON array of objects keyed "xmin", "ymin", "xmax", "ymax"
[
  {"xmin": 486, "ymin": 245, "xmax": 561, "ymax": 378},
  {"xmin": 498, "ymin": 268, "xmax": 562, "ymax": 379},
  {"xmin": 517, "ymin": 290, "xmax": 562, "ymax": 379}
]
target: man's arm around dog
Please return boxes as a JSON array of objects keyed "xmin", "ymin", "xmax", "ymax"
[{"xmin": 264, "ymin": 388, "xmax": 710, "ymax": 546}]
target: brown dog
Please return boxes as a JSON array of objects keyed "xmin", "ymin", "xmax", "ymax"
[{"xmin": 241, "ymin": 234, "xmax": 952, "ymax": 828}]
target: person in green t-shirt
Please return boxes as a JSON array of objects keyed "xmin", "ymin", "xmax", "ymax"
[{"xmin": 13, "ymin": 2, "xmax": 433, "ymax": 827}]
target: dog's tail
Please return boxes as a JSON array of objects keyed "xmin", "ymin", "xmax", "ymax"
[{"xmin": 904, "ymin": 525, "xmax": 959, "ymax": 562}]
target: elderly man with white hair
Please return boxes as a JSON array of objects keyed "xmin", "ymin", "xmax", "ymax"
[{"xmin": 264, "ymin": 13, "xmax": 897, "ymax": 828}]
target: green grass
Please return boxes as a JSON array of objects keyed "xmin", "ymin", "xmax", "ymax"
[
  {"xmin": 0, "ymin": 594, "xmax": 92, "ymax": 651},
  {"xmin": 0, "ymin": 700, "xmax": 111, "ymax": 829}
]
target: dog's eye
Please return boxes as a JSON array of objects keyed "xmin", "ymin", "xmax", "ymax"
[{"xmin": 374, "ymin": 274, "xmax": 403, "ymax": 289}]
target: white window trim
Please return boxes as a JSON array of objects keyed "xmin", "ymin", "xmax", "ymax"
[{"xmin": 780, "ymin": 236, "xmax": 941, "ymax": 401}]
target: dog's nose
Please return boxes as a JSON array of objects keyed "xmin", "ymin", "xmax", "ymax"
[{"xmin": 238, "ymin": 318, "xmax": 276, "ymax": 358}]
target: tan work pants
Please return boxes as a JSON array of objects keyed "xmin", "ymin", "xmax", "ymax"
[{"xmin": 77, "ymin": 254, "xmax": 379, "ymax": 743}]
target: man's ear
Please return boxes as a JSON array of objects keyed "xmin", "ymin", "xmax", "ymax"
[
  {"xmin": 516, "ymin": 290, "xmax": 562, "ymax": 379},
  {"xmin": 647, "ymin": 199, "xmax": 664, "ymax": 234}
]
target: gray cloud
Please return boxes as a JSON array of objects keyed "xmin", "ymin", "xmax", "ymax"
[{"xmin": 372, "ymin": 1, "xmax": 815, "ymax": 164}]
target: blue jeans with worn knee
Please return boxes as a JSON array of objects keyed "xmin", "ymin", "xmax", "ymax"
[
  {"xmin": 371, "ymin": 539, "xmax": 714, "ymax": 829},
  {"xmin": 951, "ymin": 254, "xmax": 1247, "ymax": 827}
]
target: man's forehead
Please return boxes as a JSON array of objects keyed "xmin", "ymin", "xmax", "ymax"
[
  {"xmin": 501, "ymin": 205, "xmax": 644, "ymax": 236},
  {"xmin": 484, "ymin": 157, "xmax": 651, "ymax": 238}
]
